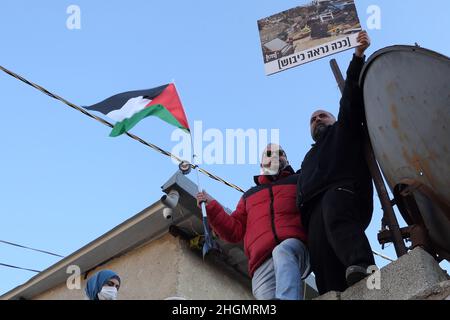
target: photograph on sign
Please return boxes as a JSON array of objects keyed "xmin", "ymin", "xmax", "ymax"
[{"xmin": 257, "ymin": 0, "xmax": 362, "ymax": 75}]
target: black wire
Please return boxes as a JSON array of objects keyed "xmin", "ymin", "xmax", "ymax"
[
  {"xmin": 0, "ymin": 65, "xmax": 244, "ymax": 194},
  {"xmin": 0, "ymin": 240, "xmax": 64, "ymax": 258},
  {"xmin": 0, "ymin": 262, "xmax": 41, "ymax": 273}
]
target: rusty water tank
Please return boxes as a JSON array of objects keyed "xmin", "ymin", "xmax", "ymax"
[{"xmin": 360, "ymin": 45, "xmax": 450, "ymax": 256}]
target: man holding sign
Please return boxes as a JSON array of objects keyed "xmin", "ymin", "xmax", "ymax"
[{"xmin": 296, "ymin": 31, "xmax": 376, "ymax": 295}]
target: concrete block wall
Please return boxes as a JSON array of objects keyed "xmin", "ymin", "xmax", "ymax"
[{"xmin": 315, "ymin": 248, "xmax": 448, "ymax": 300}]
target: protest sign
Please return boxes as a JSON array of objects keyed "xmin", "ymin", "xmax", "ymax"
[{"xmin": 258, "ymin": 0, "xmax": 362, "ymax": 75}]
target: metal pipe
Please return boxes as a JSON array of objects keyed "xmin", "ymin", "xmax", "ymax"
[
  {"xmin": 364, "ymin": 140, "xmax": 408, "ymax": 257},
  {"xmin": 330, "ymin": 59, "xmax": 345, "ymax": 93}
]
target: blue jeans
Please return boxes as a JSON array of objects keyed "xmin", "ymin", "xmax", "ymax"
[{"xmin": 252, "ymin": 238, "xmax": 310, "ymax": 300}]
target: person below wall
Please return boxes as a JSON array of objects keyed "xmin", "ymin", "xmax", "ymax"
[{"xmin": 85, "ymin": 269, "xmax": 121, "ymax": 300}]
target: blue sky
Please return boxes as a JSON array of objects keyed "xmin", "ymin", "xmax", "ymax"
[{"xmin": 0, "ymin": 0, "xmax": 449, "ymax": 295}]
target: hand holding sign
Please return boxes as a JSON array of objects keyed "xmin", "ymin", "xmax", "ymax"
[{"xmin": 355, "ymin": 31, "xmax": 371, "ymax": 57}]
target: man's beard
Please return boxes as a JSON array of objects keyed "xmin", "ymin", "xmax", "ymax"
[{"xmin": 312, "ymin": 123, "xmax": 329, "ymax": 141}]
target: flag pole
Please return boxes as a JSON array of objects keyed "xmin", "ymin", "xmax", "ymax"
[
  {"xmin": 189, "ymin": 129, "xmax": 220, "ymax": 258},
  {"xmin": 172, "ymin": 79, "xmax": 219, "ymax": 258}
]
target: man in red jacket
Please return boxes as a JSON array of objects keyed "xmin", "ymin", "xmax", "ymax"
[{"xmin": 196, "ymin": 144, "xmax": 310, "ymax": 300}]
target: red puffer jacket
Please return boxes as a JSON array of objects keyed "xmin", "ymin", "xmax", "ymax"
[{"xmin": 205, "ymin": 167, "xmax": 307, "ymax": 277}]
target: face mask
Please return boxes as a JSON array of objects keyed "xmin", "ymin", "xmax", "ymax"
[
  {"xmin": 97, "ymin": 286, "xmax": 118, "ymax": 300},
  {"xmin": 261, "ymin": 167, "xmax": 279, "ymax": 176},
  {"xmin": 260, "ymin": 144, "xmax": 288, "ymax": 176},
  {"xmin": 261, "ymin": 157, "xmax": 288, "ymax": 176}
]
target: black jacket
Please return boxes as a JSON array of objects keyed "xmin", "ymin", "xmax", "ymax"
[{"xmin": 297, "ymin": 55, "xmax": 373, "ymax": 213}]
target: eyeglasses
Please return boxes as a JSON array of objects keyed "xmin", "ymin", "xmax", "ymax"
[{"xmin": 266, "ymin": 150, "xmax": 285, "ymax": 157}]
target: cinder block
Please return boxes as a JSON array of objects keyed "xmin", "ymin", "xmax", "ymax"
[
  {"xmin": 410, "ymin": 280, "xmax": 450, "ymax": 300},
  {"xmin": 340, "ymin": 248, "xmax": 447, "ymax": 300}
]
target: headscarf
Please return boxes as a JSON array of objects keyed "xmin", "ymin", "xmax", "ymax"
[{"xmin": 85, "ymin": 270, "xmax": 121, "ymax": 300}]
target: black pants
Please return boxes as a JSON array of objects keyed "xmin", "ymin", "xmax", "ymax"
[{"xmin": 303, "ymin": 186, "xmax": 375, "ymax": 295}]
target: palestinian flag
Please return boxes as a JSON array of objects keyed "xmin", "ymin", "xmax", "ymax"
[{"xmin": 85, "ymin": 84, "xmax": 190, "ymax": 137}]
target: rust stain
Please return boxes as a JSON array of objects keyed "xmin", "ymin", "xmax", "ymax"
[
  {"xmin": 386, "ymin": 81, "xmax": 398, "ymax": 95},
  {"xmin": 390, "ymin": 104, "xmax": 399, "ymax": 129},
  {"xmin": 401, "ymin": 148, "xmax": 439, "ymax": 191},
  {"xmin": 413, "ymin": 152, "xmax": 438, "ymax": 190},
  {"xmin": 401, "ymin": 147, "xmax": 421, "ymax": 172},
  {"xmin": 428, "ymin": 150, "xmax": 438, "ymax": 161}
]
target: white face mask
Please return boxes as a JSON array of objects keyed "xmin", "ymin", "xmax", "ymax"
[
  {"xmin": 260, "ymin": 144, "xmax": 289, "ymax": 176},
  {"xmin": 260, "ymin": 155, "xmax": 288, "ymax": 176},
  {"xmin": 261, "ymin": 166, "xmax": 280, "ymax": 176},
  {"xmin": 97, "ymin": 286, "xmax": 118, "ymax": 300}
]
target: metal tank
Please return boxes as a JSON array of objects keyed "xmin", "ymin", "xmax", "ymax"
[{"xmin": 360, "ymin": 45, "xmax": 450, "ymax": 259}]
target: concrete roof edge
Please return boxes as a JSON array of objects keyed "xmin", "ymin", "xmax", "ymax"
[{"xmin": 1, "ymin": 171, "xmax": 202, "ymax": 300}]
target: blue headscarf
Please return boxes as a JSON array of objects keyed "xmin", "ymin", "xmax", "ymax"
[{"xmin": 85, "ymin": 270, "xmax": 121, "ymax": 300}]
